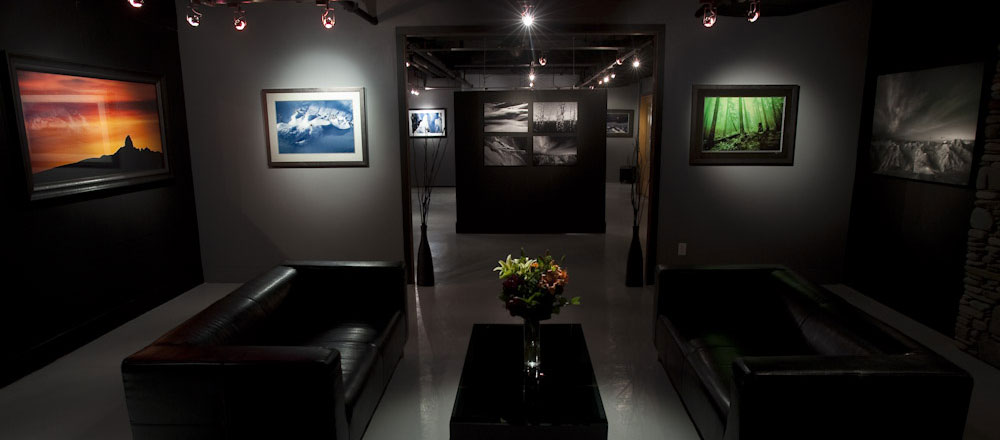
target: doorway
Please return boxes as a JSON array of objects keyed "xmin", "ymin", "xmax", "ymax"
[{"xmin": 395, "ymin": 25, "xmax": 665, "ymax": 285}]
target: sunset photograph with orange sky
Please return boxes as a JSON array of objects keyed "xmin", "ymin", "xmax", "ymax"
[{"xmin": 16, "ymin": 69, "xmax": 163, "ymax": 176}]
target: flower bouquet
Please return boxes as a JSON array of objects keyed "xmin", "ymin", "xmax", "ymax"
[{"xmin": 494, "ymin": 252, "xmax": 580, "ymax": 375}]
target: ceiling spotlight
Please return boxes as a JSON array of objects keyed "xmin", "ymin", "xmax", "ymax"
[
  {"xmin": 538, "ymin": 56, "xmax": 547, "ymax": 66},
  {"xmin": 322, "ymin": 4, "xmax": 336, "ymax": 29},
  {"xmin": 603, "ymin": 75, "xmax": 610, "ymax": 83},
  {"xmin": 529, "ymin": 81, "xmax": 535, "ymax": 88},
  {"xmin": 128, "ymin": 0, "xmax": 143, "ymax": 8},
  {"xmin": 405, "ymin": 60, "xmax": 411, "ymax": 67},
  {"xmin": 185, "ymin": 3, "xmax": 202, "ymax": 27},
  {"xmin": 520, "ymin": 5, "xmax": 534, "ymax": 27},
  {"xmin": 611, "ymin": 73, "xmax": 616, "ymax": 79},
  {"xmin": 747, "ymin": 0, "xmax": 760, "ymax": 22},
  {"xmin": 589, "ymin": 86, "xmax": 595, "ymax": 89},
  {"xmin": 616, "ymin": 58, "xmax": 623, "ymax": 66},
  {"xmin": 632, "ymin": 57, "xmax": 641, "ymax": 68},
  {"xmin": 234, "ymin": 5, "xmax": 247, "ymax": 31},
  {"xmin": 529, "ymin": 70, "xmax": 536, "ymax": 82},
  {"xmin": 598, "ymin": 79, "xmax": 603, "ymax": 85},
  {"xmin": 410, "ymin": 87, "xmax": 420, "ymax": 96},
  {"xmin": 702, "ymin": 3, "xmax": 717, "ymax": 28}
]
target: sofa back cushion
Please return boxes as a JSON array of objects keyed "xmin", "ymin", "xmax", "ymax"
[
  {"xmin": 155, "ymin": 266, "xmax": 298, "ymax": 346},
  {"xmin": 769, "ymin": 270, "xmax": 919, "ymax": 356},
  {"xmin": 664, "ymin": 268, "xmax": 814, "ymax": 356}
]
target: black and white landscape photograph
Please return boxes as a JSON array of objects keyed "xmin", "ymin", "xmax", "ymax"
[
  {"xmin": 484, "ymin": 102, "xmax": 529, "ymax": 132},
  {"xmin": 533, "ymin": 102, "xmax": 578, "ymax": 133},
  {"xmin": 533, "ymin": 136, "xmax": 578, "ymax": 166},
  {"xmin": 484, "ymin": 136, "xmax": 529, "ymax": 166},
  {"xmin": 870, "ymin": 63, "xmax": 982, "ymax": 185}
]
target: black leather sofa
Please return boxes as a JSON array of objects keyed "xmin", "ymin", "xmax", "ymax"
[
  {"xmin": 653, "ymin": 265, "xmax": 972, "ymax": 440},
  {"xmin": 122, "ymin": 261, "xmax": 407, "ymax": 440}
]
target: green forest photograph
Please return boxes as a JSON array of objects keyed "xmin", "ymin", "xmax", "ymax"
[{"xmin": 701, "ymin": 96, "xmax": 786, "ymax": 152}]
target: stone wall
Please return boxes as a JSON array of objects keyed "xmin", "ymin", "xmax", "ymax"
[{"xmin": 956, "ymin": 44, "xmax": 1000, "ymax": 368}]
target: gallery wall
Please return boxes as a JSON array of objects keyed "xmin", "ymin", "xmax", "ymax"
[
  {"xmin": 176, "ymin": 0, "xmax": 873, "ymax": 283},
  {"xmin": 845, "ymin": 1, "xmax": 1000, "ymax": 335},
  {"xmin": 454, "ymin": 90, "xmax": 606, "ymax": 233},
  {"xmin": 606, "ymin": 84, "xmax": 640, "ymax": 183},
  {"xmin": 0, "ymin": 0, "xmax": 203, "ymax": 385},
  {"xmin": 655, "ymin": 0, "xmax": 872, "ymax": 283},
  {"xmin": 409, "ymin": 79, "xmax": 639, "ymax": 188},
  {"xmin": 408, "ymin": 89, "xmax": 455, "ymax": 187}
]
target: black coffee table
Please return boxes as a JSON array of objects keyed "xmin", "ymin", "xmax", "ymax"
[{"xmin": 450, "ymin": 323, "xmax": 608, "ymax": 440}]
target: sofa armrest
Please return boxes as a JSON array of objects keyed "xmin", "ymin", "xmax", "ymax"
[
  {"xmin": 724, "ymin": 354, "xmax": 972, "ymax": 440},
  {"xmin": 122, "ymin": 345, "xmax": 349, "ymax": 440}
]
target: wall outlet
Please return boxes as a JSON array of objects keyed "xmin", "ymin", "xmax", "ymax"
[{"xmin": 677, "ymin": 242, "xmax": 687, "ymax": 256}]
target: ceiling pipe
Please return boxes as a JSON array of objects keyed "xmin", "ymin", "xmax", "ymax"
[
  {"xmin": 576, "ymin": 39, "xmax": 653, "ymax": 88},
  {"xmin": 411, "ymin": 50, "xmax": 475, "ymax": 88}
]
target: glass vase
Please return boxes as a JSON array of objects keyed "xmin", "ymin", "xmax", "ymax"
[{"xmin": 523, "ymin": 318, "xmax": 541, "ymax": 378}]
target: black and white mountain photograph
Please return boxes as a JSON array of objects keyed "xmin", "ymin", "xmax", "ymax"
[
  {"xmin": 484, "ymin": 102, "xmax": 529, "ymax": 132},
  {"xmin": 533, "ymin": 101, "xmax": 577, "ymax": 133},
  {"xmin": 870, "ymin": 63, "xmax": 982, "ymax": 185},
  {"xmin": 484, "ymin": 136, "xmax": 529, "ymax": 166},
  {"xmin": 533, "ymin": 136, "xmax": 577, "ymax": 166}
]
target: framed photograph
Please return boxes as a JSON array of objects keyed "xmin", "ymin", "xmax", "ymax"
[
  {"xmin": 261, "ymin": 88, "xmax": 368, "ymax": 168},
  {"xmin": 4, "ymin": 54, "xmax": 170, "ymax": 200},
  {"xmin": 484, "ymin": 101, "xmax": 528, "ymax": 132},
  {"xmin": 533, "ymin": 101, "xmax": 577, "ymax": 133},
  {"xmin": 484, "ymin": 136, "xmax": 528, "ymax": 166},
  {"xmin": 533, "ymin": 135, "xmax": 578, "ymax": 166},
  {"xmin": 870, "ymin": 63, "xmax": 981, "ymax": 186},
  {"xmin": 408, "ymin": 108, "xmax": 446, "ymax": 138},
  {"xmin": 689, "ymin": 85, "xmax": 799, "ymax": 165},
  {"xmin": 607, "ymin": 109, "xmax": 634, "ymax": 137}
]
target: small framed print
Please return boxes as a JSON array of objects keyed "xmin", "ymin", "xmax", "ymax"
[{"xmin": 408, "ymin": 108, "xmax": 446, "ymax": 137}]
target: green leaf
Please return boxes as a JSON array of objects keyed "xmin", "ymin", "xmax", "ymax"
[{"xmin": 570, "ymin": 296, "xmax": 581, "ymax": 305}]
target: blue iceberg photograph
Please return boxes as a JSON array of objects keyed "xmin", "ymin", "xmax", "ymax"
[{"xmin": 275, "ymin": 99, "xmax": 355, "ymax": 154}]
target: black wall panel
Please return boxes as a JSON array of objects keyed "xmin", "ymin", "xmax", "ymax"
[
  {"xmin": 845, "ymin": 1, "xmax": 999, "ymax": 334},
  {"xmin": 0, "ymin": 0, "xmax": 202, "ymax": 385},
  {"xmin": 455, "ymin": 90, "xmax": 606, "ymax": 233}
]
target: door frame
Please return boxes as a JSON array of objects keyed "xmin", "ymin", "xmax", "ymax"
[{"xmin": 395, "ymin": 24, "xmax": 666, "ymax": 285}]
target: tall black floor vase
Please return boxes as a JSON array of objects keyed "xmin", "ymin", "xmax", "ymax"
[
  {"xmin": 626, "ymin": 225, "xmax": 643, "ymax": 287},
  {"xmin": 417, "ymin": 224, "xmax": 435, "ymax": 286}
]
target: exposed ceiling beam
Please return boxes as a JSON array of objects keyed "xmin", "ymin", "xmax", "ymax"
[
  {"xmin": 576, "ymin": 40, "xmax": 653, "ymax": 88},
  {"xmin": 415, "ymin": 46, "xmax": 629, "ymax": 52},
  {"xmin": 411, "ymin": 50, "xmax": 475, "ymax": 88},
  {"xmin": 194, "ymin": 0, "xmax": 378, "ymax": 25},
  {"xmin": 454, "ymin": 63, "xmax": 598, "ymax": 69}
]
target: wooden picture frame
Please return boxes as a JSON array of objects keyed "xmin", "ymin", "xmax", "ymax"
[
  {"xmin": 690, "ymin": 85, "xmax": 799, "ymax": 165},
  {"xmin": 606, "ymin": 109, "xmax": 634, "ymax": 137},
  {"xmin": 4, "ymin": 53, "xmax": 171, "ymax": 200},
  {"xmin": 262, "ymin": 87, "xmax": 369, "ymax": 168}
]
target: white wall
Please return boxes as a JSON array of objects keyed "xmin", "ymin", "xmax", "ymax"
[{"xmin": 176, "ymin": 0, "xmax": 871, "ymax": 282}]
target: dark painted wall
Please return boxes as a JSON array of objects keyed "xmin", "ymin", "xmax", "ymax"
[
  {"xmin": 655, "ymin": 0, "xmax": 872, "ymax": 283},
  {"xmin": 845, "ymin": 1, "xmax": 1000, "ymax": 335},
  {"xmin": 0, "ymin": 0, "xmax": 202, "ymax": 384},
  {"xmin": 455, "ymin": 90, "xmax": 606, "ymax": 233}
]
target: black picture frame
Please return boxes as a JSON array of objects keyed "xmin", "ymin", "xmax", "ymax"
[
  {"xmin": 261, "ymin": 87, "xmax": 369, "ymax": 168},
  {"xmin": 606, "ymin": 109, "xmax": 634, "ymax": 137},
  {"xmin": 4, "ymin": 53, "xmax": 171, "ymax": 201},
  {"xmin": 408, "ymin": 108, "xmax": 447, "ymax": 138},
  {"xmin": 689, "ymin": 84, "xmax": 799, "ymax": 165}
]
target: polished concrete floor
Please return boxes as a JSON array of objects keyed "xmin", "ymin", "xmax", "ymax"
[{"xmin": 1, "ymin": 184, "xmax": 998, "ymax": 439}]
